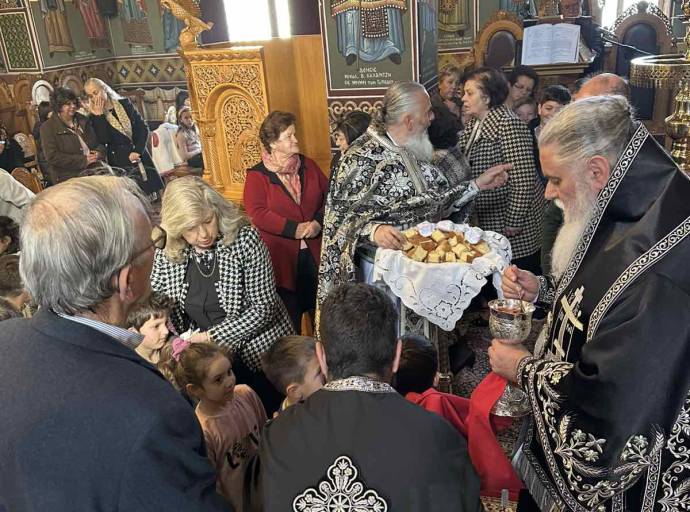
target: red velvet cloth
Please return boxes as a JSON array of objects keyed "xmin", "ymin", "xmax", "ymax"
[
  {"xmin": 244, "ymin": 156, "xmax": 328, "ymax": 291},
  {"xmin": 406, "ymin": 377, "xmax": 524, "ymax": 501}
]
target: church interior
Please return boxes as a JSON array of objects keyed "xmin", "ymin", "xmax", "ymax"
[{"xmin": 0, "ymin": 1, "xmax": 689, "ymax": 511}]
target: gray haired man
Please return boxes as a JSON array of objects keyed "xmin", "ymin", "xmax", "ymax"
[{"xmin": 0, "ymin": 177, "xmax": 229, "ymax": 511}]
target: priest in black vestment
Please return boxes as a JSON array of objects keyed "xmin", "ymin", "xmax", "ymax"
[
  {"xmin": 254, "ymin": 282, "xmax": 481, "ymax": 511},
  {"xmin": 489, "ymin": 95, "xmax": 690, "ymax": 511}
]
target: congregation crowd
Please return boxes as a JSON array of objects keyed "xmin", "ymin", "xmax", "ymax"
[{"xmin": 0, "ymin": 60, "xmax": 688, "ymax": 512}]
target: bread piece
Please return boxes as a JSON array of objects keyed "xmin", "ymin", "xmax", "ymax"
[
  {"xmin": 431, "ymin": 229, "xmax": 447, "ymax": 242},
  {"xmin": 460, "ymin": 251, "xmax": 474, "ymax": 263},
  {"xmin": 427, "ymin": 251, "xmax": 443, "ymax": 263},
  {"xmin": 420, "ymin": 240, "xmax": 438, "ymax": 252},
  {"xmin": 402, "ymin": 228, "xmax": 419, "ymax": 239},
  {"xmin": 438, "ymin": 240, "xmax": 451, "ymax": 253},
  {"xmin": 474, "ymin": 240, "xmax": 491, "ymax": 255},
  {"xmin": 445, "ymin": 252, "xmax": 457, "ymax": 263},
  {"xmin": 401, "ymin": 241, "xmax": 414, "ymax": 251},
  {"xmin": 448, "ymin": 236, "xmax": 459, "ymax": 247},
  {"xmin": 456, "ymin": 232, "xmax": 465, "ymax": 243},
  {"xmin": 409, "ymin": 234, "xmax": 426, "ymax": 245},
  {"xmin": 409, "ymin": 246, "xmax": 428, "ymax": 262},
  {"xmin": 452, "ymin": 244, "xmax": 469, "ymax": 257}
]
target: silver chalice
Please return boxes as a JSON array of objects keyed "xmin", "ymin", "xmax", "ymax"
[{"xmin": 488, "ymin": 298, "xmax": 534, "ymax": 417}]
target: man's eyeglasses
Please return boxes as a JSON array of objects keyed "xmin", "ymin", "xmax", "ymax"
[{"xmin": 130, "ymin": 225, "xmax": 167, "ymax": 263}]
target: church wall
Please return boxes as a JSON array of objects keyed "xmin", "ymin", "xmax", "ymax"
[{"xmin": 0, "ymin": 0, "xmax": 189, "ymax": 134}]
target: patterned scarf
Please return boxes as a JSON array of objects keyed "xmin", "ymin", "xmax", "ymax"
[
  {"xmin": 106, "ymin": 99, "xmax": 133, "ymax": 140},
  {"xmin": 261, "ymin": 149, "xmax": 302, "ymax": 204}
]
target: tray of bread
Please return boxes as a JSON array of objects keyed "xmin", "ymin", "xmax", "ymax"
[{"xmin": 400, "ymin": 227, "xmax": 492, "ymax": 264}]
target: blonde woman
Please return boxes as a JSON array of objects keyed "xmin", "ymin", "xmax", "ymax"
[
  {"xmin": 151, "ymin": 177, "xmax": 294, "ymax": 413},
  {"xmin": 84, "ymin": 77, "xmax": 163, "ymax": 195}
]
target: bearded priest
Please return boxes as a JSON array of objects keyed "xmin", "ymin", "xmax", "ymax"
[
  {"xmin": 489, "ymin": 95, "xmax": 690, "ymax": 512},
  {"xmin": 318, "ymin": 81, "xmax": 510, "ymax": 309}
]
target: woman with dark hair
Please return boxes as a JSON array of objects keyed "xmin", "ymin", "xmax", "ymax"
[
  {"xmin": 0, "ymin": 216, "xmax": 20, "ymax": 256},
  {"xmin": 85, "ymin": 78, "xmax": 163, "ymax": 195},
  {"xmin": 505, "ymin": 65, "xmax": 539, "ymax": 110},
  {"xmin": 243, "ymin": 111, "xmax": 328, "ymax": 331},
  {"xmin": 428, "ymin": 65, "xmax": 464, "ymax": 149},
  {"xmin": 39, "ymin": 87, "xmax": 104, "ymax": 184},
  {"xmin": 330, "ymin": 110, "xmax": 371, "ymax": 174},
  {"xmin": 459, "ymin": 67, "xmax": 545, "ymax": 273}
]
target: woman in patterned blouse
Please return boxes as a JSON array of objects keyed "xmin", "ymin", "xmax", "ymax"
[
  {"xmin": 458, "ymin": 67, "xmax": 545, "ymax": 273},
  {"xmin": 150, "ymin": 176, "xmax": 294, "ymax": 414}
]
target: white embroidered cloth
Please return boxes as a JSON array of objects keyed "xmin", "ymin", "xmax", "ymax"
[{"xmin": 372, "ymin": 221, "xmax": 512, "ymax": 331}]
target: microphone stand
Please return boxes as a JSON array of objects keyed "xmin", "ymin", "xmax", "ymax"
[{"xmin": 600, "ymin": 35, "xmax": 654, "ymax": 57}]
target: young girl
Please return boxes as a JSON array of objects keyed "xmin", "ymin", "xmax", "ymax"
[
  {"xmin": 175, "ymin": 106, "xmax": 204, "ymax": 168},
  {"xmin": 159, "ymin": 340, "xmax": 266, "ymax": 510}
]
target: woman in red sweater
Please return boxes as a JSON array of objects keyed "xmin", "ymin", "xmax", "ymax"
[{"xmin": 244, "ymin": 111, "xmax": 328, "ymax": 331}]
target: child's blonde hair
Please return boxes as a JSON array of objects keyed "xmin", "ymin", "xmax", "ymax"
[{"xmin": 158, "ymin": 342, "xmax": 232, "ymax": 393}]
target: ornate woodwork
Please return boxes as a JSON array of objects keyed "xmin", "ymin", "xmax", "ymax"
[{"xmin": 178, "ymin": 45, "xmax": 268, "ymax": 204}]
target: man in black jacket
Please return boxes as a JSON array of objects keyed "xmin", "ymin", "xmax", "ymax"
[
  {"xmin": 255, "ymin": 282, "xmax": 481, "ymax": 511},
  {"xmin": 0, "ymin": 176, "xmax": 229, "ymax": 511}
]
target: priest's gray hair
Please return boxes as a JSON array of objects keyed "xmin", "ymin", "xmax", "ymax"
[
  {"xmin": 379, "ymin": 81, "xmax": 427, "ymax": 129},
  {"xmin": 20, "ymin": 176, "xmax": 152, "ymax": 315},
  {"xmin": 539, "ymin": 95, "xmax": 636, "ymax": 170}
]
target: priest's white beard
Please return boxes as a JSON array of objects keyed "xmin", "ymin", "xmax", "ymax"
[
  {"xmin": 550, "ymin": 176, "xmax": 598, "ymax": 280},
  {"xmin": 403, "ymin": 128, "xmax": 434, "ymax": 163}
]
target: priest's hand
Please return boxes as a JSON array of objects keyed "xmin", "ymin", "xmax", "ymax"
[
  {"xmin": 373, "ymin": 225, "xmax": 405, "ymax": 250},
  {"xmin": 475, "ymin": 163, "xmax": 512, "ymax": 190},
  {"xmin": 502, "ymin": 264, "xmax": 539, "ymax": 302},
  {"xmin": 488, "ymin": 339, "xmax": 531, "ymax": 384}
]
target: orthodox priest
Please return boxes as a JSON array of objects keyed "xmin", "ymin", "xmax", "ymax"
[
  {"xmin": 318, "ymin": 81, "xmax": 509, "ymax": 308},
  {"xmin": 489, "ymin": 95, "xmax": 690, "ymax": 511}
]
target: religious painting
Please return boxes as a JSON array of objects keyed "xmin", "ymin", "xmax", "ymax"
[
  {"xmin": 0, "ymin": 0, "xmax": 24, "ymax": 8},
  {"xmin": 323, "ymin": 0, "xmax": 414, "ymax": 91},
  {"xmin": 118, "ymin": 0, "xmax": 152, "ymax": 46},
  {"xmin": 161, "ymin": 4, "xmax": 184, "ymax": 53},
  {"xmin": 417, "ymin": 0, "xmax": 438, "ymax": 87},
  {"xmin": 437, "ymin": 0, "xmax": 476, "ymax": 50},
  {"xmin": 75, "ymin": 0, "xmax": 109, "ymax": 50},
  {"xmin": 38, "ymin": 0, "xmax": 74, "ymax": 55}
]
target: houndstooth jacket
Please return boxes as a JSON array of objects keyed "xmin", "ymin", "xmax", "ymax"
[
  {"xmin": 150, "ymin": 225, "xmax": 294, "ymax": 371},
  {"xmin": 457, "ymin": 105, "xmax": 545, "ymax": 260}
]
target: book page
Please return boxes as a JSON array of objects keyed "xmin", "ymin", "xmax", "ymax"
[
  {"xmin": 551, "ymin": 23, "xmax": 581, "ymax": 63},
  {"xmin": 521, "ymin": 24, "xmax": 553, "ymax": 66}
]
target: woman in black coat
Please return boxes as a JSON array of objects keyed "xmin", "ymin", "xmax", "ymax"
[{"xmin": 84, "ymin": 78, "xmax": 163, "ymax": 195}]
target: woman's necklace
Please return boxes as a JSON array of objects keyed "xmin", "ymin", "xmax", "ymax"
[{"xmin": 194, "ymin": 250, "xmax": 216, "ymax": 278}]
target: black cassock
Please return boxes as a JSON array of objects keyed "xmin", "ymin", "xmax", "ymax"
[
  {"xmin": 251, "ymin": 376, "xmax": 481, "ymax": 511},
  {"xmin": 515, "ymin": 123, "xmax": 690, "ymax": 511}
]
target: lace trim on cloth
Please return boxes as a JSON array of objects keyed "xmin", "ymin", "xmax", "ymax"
[
  {"xmin": 323, "ymin": 376, "xmax": 396, "ymax": 394},
  {"xmin": 293, "ymin": 455, "xmax": 388, "ymax": 512},
  {"xmin": 518, "ymin": 359, "xmax": 665, "ymax": 512}
]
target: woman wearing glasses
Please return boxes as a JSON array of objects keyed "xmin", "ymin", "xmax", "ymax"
[
  {"xmin": 243, "ymin": 111, "xmax": 328, "ymax": 332},
  {"xmin": 151, "ymin": 176, "xmax": 294, "ymax": 414}
]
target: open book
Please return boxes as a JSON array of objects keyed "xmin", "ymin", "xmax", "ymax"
[{"xmin": 521, "ymin": 23, "xmax": 581, "ymax": 65}]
